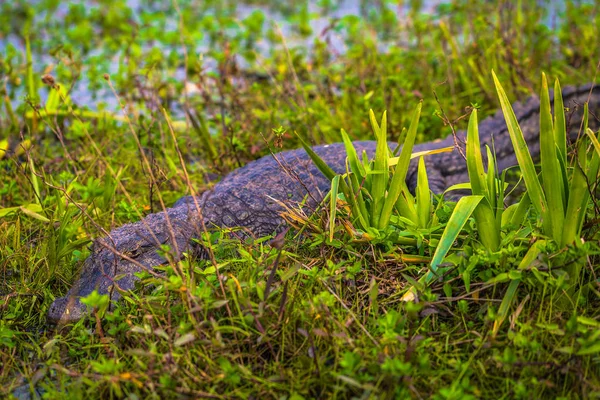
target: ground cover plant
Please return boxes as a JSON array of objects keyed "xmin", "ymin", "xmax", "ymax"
[{"xmin": 1, "ymin": 0, "xmax": 600, "ymax": 398}]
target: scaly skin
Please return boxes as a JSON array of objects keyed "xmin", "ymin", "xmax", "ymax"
[{"xmin": 48, "ymin": 84, "xmax": 600, "ymax": 323}]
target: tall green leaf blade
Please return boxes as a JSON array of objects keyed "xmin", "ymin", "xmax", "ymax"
[
  {"xmin": 297, "ymin": 135, "xmax": 368, "ymax": 231},
  {"xmin": 344, "ymin": 164, "xmax": 370, "ymax": 231},
  {"xmin": 369, "ymin": 109, "xmax": 381, "ymax": 137},
  {"xmin": 341, "ymin": 129, "xmax": 366, "ymax": 179},
  {"xmin": 329, "ymin": 176, "xmax": 340, "ymax": 241},
  {"xmin": 554, "ymin": 79, "xmax": 567, "ymax": 166},
  {"xmin": 556, "ymin": 143, "xmax": 569, "ymax": 208},
  {"xmin": 562, "ymin": 127, "xmax": 599, "ymax": 247},
  {"xmin": 339, "ymin": 177, "xmax": 368, "ymax": 231},
  {"xmin": 424, "ymin": 195, "xmax": 484, "ymax": 283},
  {"xmin": 370, "ymin": 110, "xmax": 389, "ymax": 226},
  {"xmin": 378, "ymin": 102, "xmax": 422, "ymax": 228},
  {"xmin": 586, "ymin": 127, "xmax": 600, "ymax": 157},
  {"xmin": 416, "ymin": 157, "xmax": 431, "ymax": 228},
  {"xmin": 583, "ymin": 103, "xmax": 589, "ymax": 134},
  {"xmin": 485, "ymin": 146, "xmax": 499, "ymax": 218},
  {"xmin": 466, "ymin": 109, "xmax": 489, "ymax": 199},
  {"xmin": 539, "ymin": 73, "xmax": 564, "ymax": 242},
  {"xmin": 380, "ymin": 110, "xmax": 387, "ymax": 143},
  {"xmin": 583, "ymin": 129, "xmax": 600, "ymax": 231},
  {"xmin": 576, "ymin": 129, "xmax": 600, "ymax": 237},
  {"xmin": 493, "ymin": 279, "xmax": 521, "ymax": 337},
  {"xmin": 28, "ymin": 157, "xmax": 41, "ymax": 205},
  {"xmin": 393, "ymin": 102, "xmax": 422, "ymax": 176},
  {"xmin": 341, "ymin": 129, "xmax": 370, "ymax": 226},
  {"xmin": 473, "ymin": 200, "xmax": 500, "ymax": 251},
  {"xmin": 402, "ymin": 195, "xmax": 484, "ymax": 302},
  {"xmin": 296, "ymin": 134, "xmax": 337, "ymax": 181},
  {"xmin": 563, "ymin": 138, "xmax": 589, "ymax": 246},
  {"xmin": 492, "ymin": 71, "xmax": 548, "ymax": 225},
  {"xmin": 348, "ymin": 173, "xmax": 369, "ymax": 229},
  {"xmin": 360, "ymin": 151, "xmax": 373, "ymax": 191}
]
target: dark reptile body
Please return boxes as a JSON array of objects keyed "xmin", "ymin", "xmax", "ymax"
[{"xmin": 48, "ymin": 84, "xmax": 600, "ymax": 323}]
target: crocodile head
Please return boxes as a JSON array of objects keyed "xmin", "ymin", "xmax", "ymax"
[{"xmin": 47, "ymin": 203, "xmax": 201, "ymax": 324}]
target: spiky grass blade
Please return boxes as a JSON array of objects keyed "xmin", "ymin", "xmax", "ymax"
[
  {"xmin": 465, "ymin": 109, "xmax": 500, "ymax": 250},
  {"xmin": 554, "ymin": 79, "xmax": 567, "ymax": 167},
  {"xmin": 586, "ymin": 127, "xmax": 600, "ymax": 157},
  {"xmin": 370, "ymin": 110, "xmax": 389, "ymax": 226},
  {"xmin": 473, "ymin": 201, "xmax": 500, "ymax": 251},
  {"xmin": 28, "ymin": 157, "xmax": 41, "ymax": 206},
  {"xmin": 297, "ymin": 133, "xmax": 370, "ymax": 231},
  {"xmin": 492, "ymin": 71, "xmax": 549, "ymax": 231},
  {"xmin": 415, "ymin": 157, "xmax": 431, "ymax": 228},
  {"xmin": 329, "ymin": 176, "xmax": 340, "ymax": 241},
  {"xmin": 401, "ymin": 195, "xmax": 484, "ymax": 302},
  {"xmin": 562, "ymin": 125, "xmax": 599, "ymax": 283},
  {"xmin": 539, "ymin": 73, "xmax": 564, "ymax": 243},
  {"xmin": 25, "ymin": 23, "xmax": 38, "ymax": 132},
  {"xmin": 562, "ymin": 125, "xmax": 599, "ymax": 247},
  {"xmin": 379, "ymin": 102, "xmax": 422, "ymax": 228},
  {"xmin": 296, "ymin": 134, "xmax": 337, "ymax": 181},
  {"xmin": 341, "ymin": 129, "xmax": 366, "ymax": 179},
  {"xmin": 341, "ymin": 130, "xmax": 369, "ymax": 225},
  {"xmin": 562, "ymin": 139, "xmax": 589, "ymax": 247},
  {"xmin": 485, "ymin": 146, "xmax": 499, "ymax": 217},
  {"xmin": 466, "ymin": 109, "xmax": 489, "ymax": 198},
  {"xmin": 425, "ymin": 195, "xmax": 484, "ymax": 282},
  {"xmin": 493, "ymin": 279, "xmax": 520, "ymax": 337},
  {"xmin": 389, "ymin": 146, "xmax": 453, "ymax": 166}
]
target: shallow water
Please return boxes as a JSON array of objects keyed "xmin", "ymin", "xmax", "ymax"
[{"xmin": 0, "ymin": 0, "xmax": 569, "ymax": 113}]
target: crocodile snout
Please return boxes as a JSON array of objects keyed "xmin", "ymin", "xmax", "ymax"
[{"xmin": 47, "ymin": 296, "xmax": 88, "ymax": 324}]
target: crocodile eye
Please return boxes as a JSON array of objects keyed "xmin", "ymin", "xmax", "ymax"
[
  {"xmin": 130, "ymin": 240, "xmax": 162, "ymax": 258},
  {"xmin": 126, "ymin": 247, "xmax": 141, "ymax": 258}
]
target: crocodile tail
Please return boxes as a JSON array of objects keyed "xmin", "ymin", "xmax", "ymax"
[{"xmin": 420, "ymin": 82, "xmax": 600, "ymax": 192}]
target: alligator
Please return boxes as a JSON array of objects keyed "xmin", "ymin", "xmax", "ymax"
[{"xmin": 47, "ymin": 83, "xmax": 600, "ymax": 324}]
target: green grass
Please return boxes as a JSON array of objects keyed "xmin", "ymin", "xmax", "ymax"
[{"xmin": 1, "ymin": 0, "xmax": 600, "ymax": 398}]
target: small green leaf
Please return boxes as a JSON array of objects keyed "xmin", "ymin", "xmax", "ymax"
[
  {"xmin": 174, "ymin": 333, "xmax": 196, "ymax": 347},
  {"xmin": 577, "ymin": 342, "xmax": 600, "ymax": 356}
]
